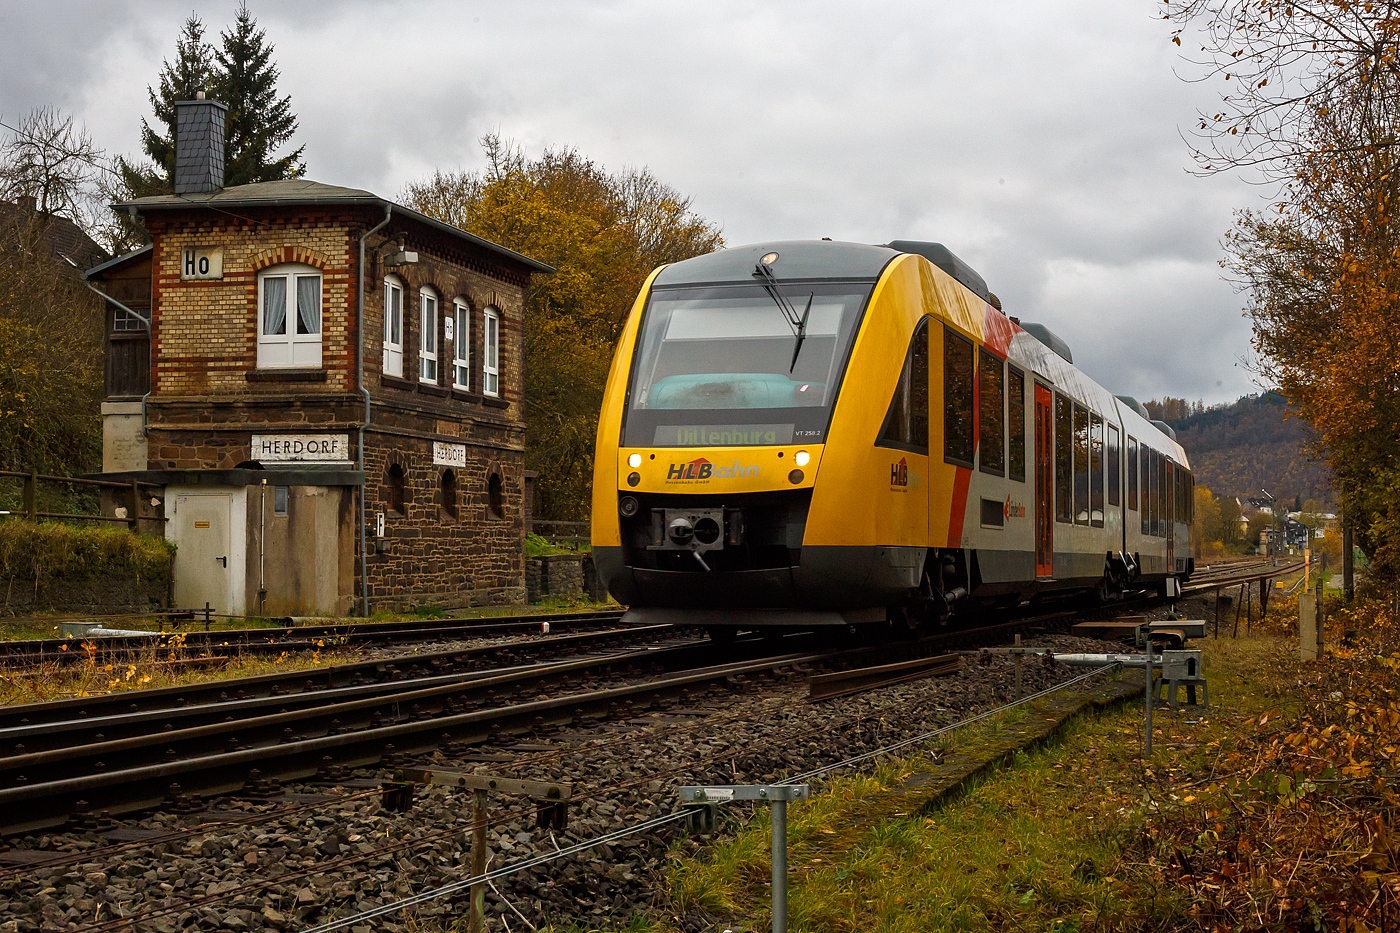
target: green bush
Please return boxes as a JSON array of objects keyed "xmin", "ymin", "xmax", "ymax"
[{"xmin": 0, "ymin": 520, "xmax": 175, "ymax": 586}]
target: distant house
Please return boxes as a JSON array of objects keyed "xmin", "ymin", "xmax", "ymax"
[
  {"xmin": 85, "ymin": 95, "xmax": 552, "ymax": 617},
  {"xmin": 0, "ymin": 195, "xmax": 109, "ymax": 271}
]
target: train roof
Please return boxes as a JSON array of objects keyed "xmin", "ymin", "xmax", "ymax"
[{"xmin": 652, "ymin": 240, "xmax": 897, "ymax": 287}]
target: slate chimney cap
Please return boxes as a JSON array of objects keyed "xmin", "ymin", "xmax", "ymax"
[{"xmin": 173, "ymin": 97, "xmax": 227, "ymax": 196}]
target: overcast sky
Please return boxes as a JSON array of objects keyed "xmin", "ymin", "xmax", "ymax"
[{"xmin": 0, "ymin": 0, "xmax": 1268, "ymax": 405}]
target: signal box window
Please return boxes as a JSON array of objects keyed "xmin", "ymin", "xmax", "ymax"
[
  {"xmin": 877, "ymin": 318, "xmax": 929, "ymax": 454},
  {"xmin": 441, "ymin": 468, "xmax": 458, "ymax": 519},
  {"xmin": 1107, "ymin": 424, "xmax": 1121, "ymax": 507},
  {"xmin": 383, "ymin": 276, "xmax": 404, "ymax": 378},
  {"xmin": 483, "ymin": 307, "xmax": 500, "ymax": 397},
  {"xmin": 420, "ymin": 288, "xmax": 439, "ymax": 384},
  {"xmin": 943, "ymin": 328, "xmax": 974, "ymax": 467},
  {"xmin": 257, "ymin": 264, "xmax": 321, "ymax": 369},
  {"xmin": 453, "ymin": 300, "xmax": 471, "ymax": 390},
  {"xmin": 1007, "ymin": 367, "xmax": 1025, "ymax": 482},
  {"xmin": 1089, "ymin": 413, "xmax": 1104, "ymax": 526},
  {"xmin": 1073, "ymin": 404, "xmax": 1090, "ymax": 525},
  {"xmin": 388, "ymin": 463, "xmax": 407, "ymax": 515},
  {"xmin": 1054, "ymin": 394, "xmax": 1072, "ymax": 523},
  {"xmin": 978, "ymin": 349, "xmax": 1005, "ymax": 476}
]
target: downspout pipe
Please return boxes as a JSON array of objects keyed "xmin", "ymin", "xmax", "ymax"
[
  {"xmin": 357, "ymin": 204, "xmax": 393, "ymax": 617},
  {"xmin": 83, "ymin": 281, "xmax": 153, "ymax": 438}
]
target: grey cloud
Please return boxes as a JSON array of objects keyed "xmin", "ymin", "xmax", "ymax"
[{"xmin": 2, "ymin": 0, "xmax": 1262, "ymax": 402}]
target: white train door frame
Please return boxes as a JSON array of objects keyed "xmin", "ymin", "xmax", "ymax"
[{"xmin": 167, "ymin": 488, "xmax": 247, "ymax": 617}]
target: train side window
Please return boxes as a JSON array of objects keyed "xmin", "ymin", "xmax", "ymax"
[
  {"xmin": 877, "ymin": 318, "xmax": 929, "ymax": 454},
  {"xmin": 1089, "ymin": 413, "xmax": 1104, "ymax": 527},
  {"xmin": 1007, "ymin": 367, "xmax": 1025, "ymax": 482},
  {"xmin": 943, "ymin": 327, "xmax": 974, "ymax": 467},
  {"xmin": 1127, "ymin": 436, "xmax": 1138, "ymax": 512},
  {"xmin": 1149, "ymin": 451, "xmax": 1160, "ymax": 536},
  {"xmin": 1107, "ymin": 424, "xmax": 1121, "ymax": 507},
  {"xmin": 1054, "ymin": 394, "xmax": 1072, "ymax": 523},
  {"xmin": 978, "ymin": 349, "xmax": 1005, "ymax": 476},
  {"xmin": 1073, "ymin": 404, "xmax": 1090, "ymax": 525},
  {"xmin": 1160, "ymin": 453, "xmax": 1169, "ymax": 535}
]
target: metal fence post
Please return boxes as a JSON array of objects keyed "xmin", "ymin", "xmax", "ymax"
[
  {"xmin": 771, "ymin": 795, "xmax": 789, "ymax": 933},
  {"xmin": 1144, "ymin": 646, "xmax": 1154, "ymax": 760},
  {"xmin": 470, "ymin": 787, "xmax": 487, "ymax": 933},
  {"xmin": 680, "ymin": 784, "xmax": 809, "ymax": 933},
  {"xmin": 22, "ymin": 467, "xmax": 37, "ymax": 522},
  {"xmin": 128, "ymin": 479, "xmax": 141, "ymax": 532}
]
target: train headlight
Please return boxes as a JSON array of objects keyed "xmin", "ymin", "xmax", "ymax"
[
  {"xmin": 628, "ymin": 453, "xmax": 642, "ymax": 468},
  {"xmin": 618, "ymin": 496, "xmax": 640, "ymax": 518},
  {"xmin": 627, "ymin": 472, "xmax": 640, "ymax": 487},
  {"xmin": 794, "ymin": 450, "xmax": 810, "ymax": 467},
  {"xmin": 788, "ymin": 469, "xmax": 804, "ymax": 484}
]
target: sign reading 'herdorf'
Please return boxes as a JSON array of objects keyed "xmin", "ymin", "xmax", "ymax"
[{"xmin": 252, "ymin": 434, "xmax": 350, "ymax": 462}]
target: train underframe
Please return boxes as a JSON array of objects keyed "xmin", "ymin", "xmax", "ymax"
[{"xmin": 598, "ymin": 489, "xmax": 1192, "ymax": 635}]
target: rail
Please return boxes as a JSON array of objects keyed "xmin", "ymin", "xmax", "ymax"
[{"xmin": 0, "ymin": 467, "xmax": 164, "ymax": 530}]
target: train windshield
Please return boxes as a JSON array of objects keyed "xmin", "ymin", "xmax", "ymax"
[{"xmin": 623, "ymin": 283, "xmax": 870, "ymax": 447}]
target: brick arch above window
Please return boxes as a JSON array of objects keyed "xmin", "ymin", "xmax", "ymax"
[{"xmin": 250, "ymin": 245, "xmax": 332, "ymax": 273}]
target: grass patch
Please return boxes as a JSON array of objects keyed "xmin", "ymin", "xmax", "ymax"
[
  {"xmin": 0, "ymin": 636, "xmax": 359, "ymax": 706},
  {"xmin": 659, "ymin": 635, "xmax": 1297, "ymax": 932}
]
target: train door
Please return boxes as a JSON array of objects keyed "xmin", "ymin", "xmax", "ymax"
[
  {"xmin": 1165, "ymin": 461, "xmax": 1175, "ymax": 573},
  {"xmin": 1034, "ymin": 384, "xmax": 1053, "ymax": 577}
]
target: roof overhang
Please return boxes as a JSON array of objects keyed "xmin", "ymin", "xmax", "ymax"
[{"xmin": 114, "ymin": 186, "xmax": 554, "ymax": 274}]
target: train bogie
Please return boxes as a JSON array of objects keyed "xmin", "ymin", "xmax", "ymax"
[{"xmin": 592, "ymin": 239, "xmax": 1193, "ymax": 629}]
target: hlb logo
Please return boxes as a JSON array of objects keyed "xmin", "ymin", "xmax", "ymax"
[
  {"xmin": 665, "ymin": 457, "xmax": 760, "ymax": 482},
  {"xmin": 668, "ymin": 458, "xmax": 713, "ymax": 480},
  {"xmin": 891, "ymin": 457, "xmax": 908, "ymax": 487}
]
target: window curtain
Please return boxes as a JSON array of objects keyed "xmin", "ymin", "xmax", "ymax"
[
  {"xmin": 263, "ymin": 276, "xmax": 287, "ymax": 335},
  {"xmin": 296, "ymin": 275, "xmax": 321, "ymax": 335}
]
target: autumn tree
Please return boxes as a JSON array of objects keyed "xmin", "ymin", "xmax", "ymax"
[
  {"xmin": 0, "ymin": 195, "xmax": 103, "ymax": 474},
  {"xmin": 403, "ymin": 137, "xmax": 723, "ymax": 518},
  {"xmin": 1165, "ymin": 0, "xmax": 1400, "ymax": 581}
]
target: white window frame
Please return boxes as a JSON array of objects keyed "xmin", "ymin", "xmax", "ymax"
[
  {"xmin": 383, "ymin": 275, "xmax": 404, "ymax": 377},
  {"xmin": 257, "ymin": 263, "xmax": 322, "ymax": 369},
  {"xmin": 453, "ymin": 299, "xmax": 471, "ymax": 390},
  {"xmin": 419, "ymin": 287, "xmax": 438, "ymax": 384},
  {"xmin": 483, "ymin": 306, "xmax": 500, "ymax": 397}
]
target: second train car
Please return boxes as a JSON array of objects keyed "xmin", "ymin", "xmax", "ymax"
[{"xmin": 590, "ymin": 239, "xmax": 1194, "ymax": 630}]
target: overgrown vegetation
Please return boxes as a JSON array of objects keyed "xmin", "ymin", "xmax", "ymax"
[
  {"xmin": 658, "ymin": 607, "xmax": 1400, "ymax": 932},
  {"xmin": 0, "ymin": 633, "xmax": 354, "ymax": 706},
  {"xmin": 0, "ymin": 520, "xmax": 173, "ymax": 588},
  {"xmin": 1163, "ymin": 1, "xmax": 1400, "ymax": 586}
]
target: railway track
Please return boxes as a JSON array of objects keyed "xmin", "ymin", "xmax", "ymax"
[
  {"xmin": 0, "ymin": 607, "xmax": 627, "ymax": 666},
  {"xmin": 0, "ymin": 557, "xmax": 1295, "ymax": 839}
]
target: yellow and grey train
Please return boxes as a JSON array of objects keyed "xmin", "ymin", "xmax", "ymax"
[{"xmin": 590, "ymin": 240, "xmax": 1195, "ymax": 630}]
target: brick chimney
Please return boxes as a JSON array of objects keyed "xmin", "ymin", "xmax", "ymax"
[{"xmin": 173, "ymin": 92, "xmax": 227, "ymax": 195}]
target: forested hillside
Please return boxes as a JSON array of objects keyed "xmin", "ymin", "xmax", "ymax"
[{"xmin": 1145, "ymin": 392, "xmax": 1335, "ymax": 509}]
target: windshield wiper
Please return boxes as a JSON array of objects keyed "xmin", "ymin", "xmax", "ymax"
[{"xmin": 752, "ymin": 260, "xmax": 813, "ymax": 372}]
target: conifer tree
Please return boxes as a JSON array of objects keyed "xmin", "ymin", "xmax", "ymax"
[
  {"xmin": 138, "ymin": 14, "xmax": 214, "ymax": 180},
  {"xmin": 212, "ymin": 4, "xmax": 305, "ymax": 186}
]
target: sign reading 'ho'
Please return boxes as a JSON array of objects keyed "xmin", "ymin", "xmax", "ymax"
[
  {"xmin": 252, "ymin": 434, "xmax": 350, "ymax": 463},
  {"xmin": 181, "ymin": 247, "xmax": 223, "ymax": 280},
  {"xmin": 433, "ymin": 441, "xmax": 467, "ymax": 468}
]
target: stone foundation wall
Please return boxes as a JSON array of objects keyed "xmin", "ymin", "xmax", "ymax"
[{"xmin": 526, "ymin": 553, "xmax": 609, "ymax": 603}]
